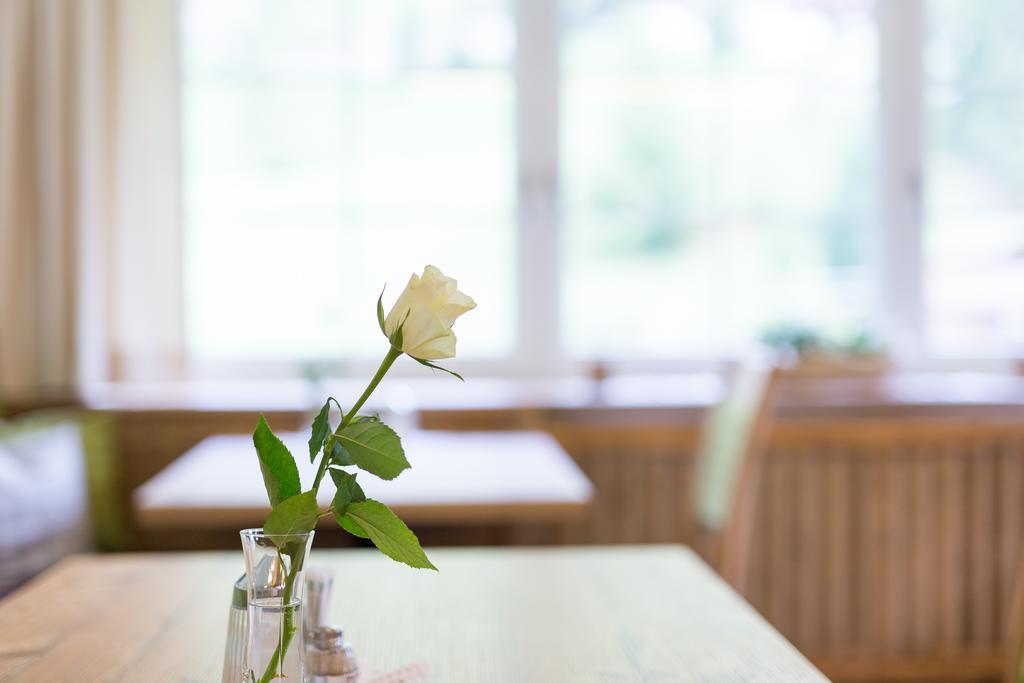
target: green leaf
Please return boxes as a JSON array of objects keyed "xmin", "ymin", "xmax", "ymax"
[
  {"xmin": 388, "ymin": 309, "xmax": 411, "ymax": 350},
  {"xmin": 391, "ymin": 320, "xmax": 404, "ymax": 349},
  {"xmin": 279, "ymin": 534, "xmax": 310, "ymax": 566},
  {"xmin": 413, "ymin": 357, "xmax": 464, "ymax": 381},
  {"xmin": 308, "ymin": 400, "xmax": 331, "ymax": 463},
  {"xmin": 336, "ymin": 420, "xmax": 410, "ymax": 480},
  {"xmin": 327, "ymin": 439, "xmax": 355, "ymax": 466},
  {"xmin": 253, "ymin": 415, "xmax": 301, "ymax": 506},
  {"xmin": 343, "ymin": 500, "xmax": 436, "ymax": 570},
  {"xmin": 376, "ymin": 288, "xmax": 387, "ymax": 337},
  {"xmin": 263, "ymin": 491, "xmax": 319, "ymax": 538},
  {"xmin": 338, "ymin": 514, "xmax": 369, "ymax": 539},
  {"xmin": 329, "ymin": 469, "xmax": 365, "ymax": 518}
]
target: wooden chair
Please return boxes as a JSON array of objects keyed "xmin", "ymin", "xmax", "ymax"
[
  {"xmin": 692, "ymin": 359, "xmax": 779, "ymax": 593},
  {"xmin": 1005, "ymin": 558, "xmax": 1024, "ymax": 683}
]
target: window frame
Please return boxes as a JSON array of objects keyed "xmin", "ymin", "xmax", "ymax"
[{"xmin": 878, "ymin": 0, "xmax": 926, "ymax": 365}]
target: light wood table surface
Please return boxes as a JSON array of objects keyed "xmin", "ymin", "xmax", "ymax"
[
  {"xmin": 0, "ymin": 546, "xmax": 827, "ymax": 682},
  {"xmin": 134, "ymin": 430, "xmax": 593, "ymax": 529}
]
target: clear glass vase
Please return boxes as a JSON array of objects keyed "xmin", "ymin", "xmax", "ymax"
[{"xmin": 240, "ymin": 528, "xmax": 315, "ymax": 683}]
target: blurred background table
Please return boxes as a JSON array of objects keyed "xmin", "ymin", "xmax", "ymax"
[
  {"xmin": 0, "ymin": 546, "xmax": 826, "ymax": 682},
  {"xmin": 133, "ymin": 430, "xmax": 593, "ymax": 548}
]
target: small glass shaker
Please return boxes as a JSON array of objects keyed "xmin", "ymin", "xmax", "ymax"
[
  {"xmin": 304, "ymin": 566, "xmax": 334, "ymax": 636},
  {"xmin": 306, "ymin": 625, "xmax": 359, "ymax": 683},
  {"xmin": 221, "ymin": 574, "xmax": 248, "ymax": 683}
]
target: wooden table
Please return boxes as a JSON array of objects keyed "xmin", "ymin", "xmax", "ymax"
[
  {"xmin": 134, "ymin": 430, "xmax": 594, "ymax": 530},
  {"xmin": 0, "ymin": 546, "xmax": 827, "ymax": 682}
]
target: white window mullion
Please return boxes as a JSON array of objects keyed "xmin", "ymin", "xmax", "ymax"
[
  {"xmin": 878, "ymin": 0, "xmax": 925, "ymax": 362},
  {"xmin": 515, "ymin": 0, "xmax": 562, "ymax": 374}
]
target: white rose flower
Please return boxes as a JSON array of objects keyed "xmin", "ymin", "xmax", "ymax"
[{"xmin": 384, "ymin": 265, "xmax": 476, "ymax": 360}]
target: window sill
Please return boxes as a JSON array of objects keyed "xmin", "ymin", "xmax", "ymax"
[{"xmin": 77, "ymin": 371, "xmax": 1024, "ymax": 415}]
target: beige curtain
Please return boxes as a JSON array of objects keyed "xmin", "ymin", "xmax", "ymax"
[
  {"xmin": 0, "ymin": 0, "xmax": 113, "ymax": 399},
  {"xmin": 0, "ymin": 0, "xmax": 183, "ymax": 401}
]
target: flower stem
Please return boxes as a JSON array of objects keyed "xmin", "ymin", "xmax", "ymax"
[
  {"xmin": 342, "ymin": 345, "xmax": 403, "ymax": 426},
  {"xmin": 255, "ymin": 550, "xmax": 302, "ymax": 683},
  {"xmin": 311, "ymin": 345, "xmax": 403, "ymax": 494}
]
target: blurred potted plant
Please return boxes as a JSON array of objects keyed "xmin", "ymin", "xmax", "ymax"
[{"xmin": 760, "ymin": 322, "xmax": 888, "ymax": 377}]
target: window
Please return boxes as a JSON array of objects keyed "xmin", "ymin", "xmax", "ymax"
[
  {"xmin": 924, "ymin": 0, "xmax": 1024, "ymax": 357},
  {"xmin": 178, "ymin": 0, "xmax": 1023, "ymax": 377},
  {"xmin": 182, "ymin": 0, "xmax": 515, "ymax": 363},
  {"xmin": 561, "ymin": 0, "xmax": 876, "ymax": 357}
]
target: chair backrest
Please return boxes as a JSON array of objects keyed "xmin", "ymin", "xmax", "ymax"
[
  {"xmin": 1005, "ymin": 558, "xmax": 1024, "ymax": 683},
  {"xmin": 693, "ymin": 360, "xmax": 778, "ymax": 591}
]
